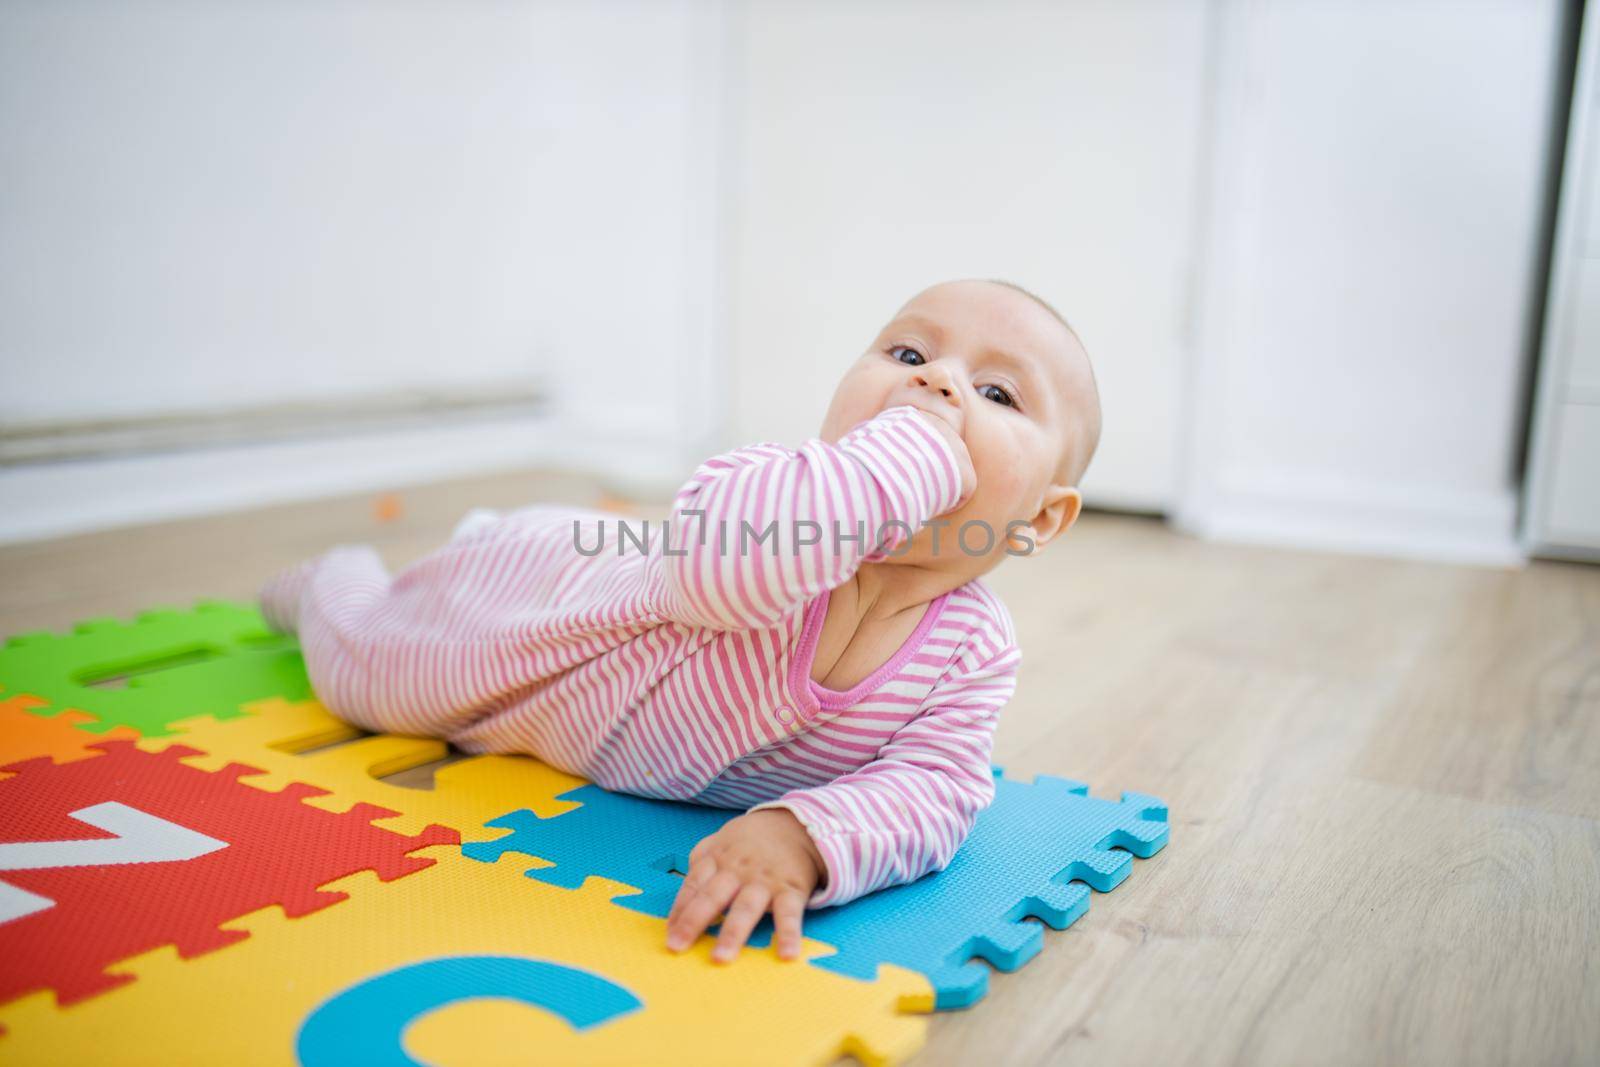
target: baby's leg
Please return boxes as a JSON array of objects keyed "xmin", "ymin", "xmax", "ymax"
[
  {"xmin": 263, "ymin": 543, "xmax": 484, "ymax": 740},
  {"xmin": 264, "ymin": 503, "xmax": 589, "ymax": 740},
  {"xmin": 449, "ymin": 507, "xmax": 504, "ymax": 542}
]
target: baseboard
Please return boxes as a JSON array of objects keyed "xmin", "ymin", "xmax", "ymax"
[
  {"xmin": 1174, "ymin": 470, "xmax": 1526, "ymax": 567},
  {"xmin": 0, "ymin": 411, "xmax": 691, "ymax": 546}
]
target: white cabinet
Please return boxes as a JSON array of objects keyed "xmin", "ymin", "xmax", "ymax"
[
  {"xmin": 1178, "ymin": 0, "xmax": 1565, "ymax": 565},
  {"xmin": 1525, "ymin": 1, "xmax": 1600, "ymax": 559}
]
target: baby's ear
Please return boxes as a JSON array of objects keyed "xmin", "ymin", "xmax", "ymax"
[{"xmin": 1026, "ymin": 484, "xmax": 1083, "ymax": 550}]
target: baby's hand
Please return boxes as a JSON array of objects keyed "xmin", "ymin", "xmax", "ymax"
[
  {"xmin": 664, "ymin": 808, "xmax": 825, "ymax": 963},
  {"xmin": 905, "ymin": 408, "xmax": 978, "ymax": 512}
]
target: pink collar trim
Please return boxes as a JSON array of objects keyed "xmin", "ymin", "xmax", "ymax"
[{"xmin": 789, "ymin": 585, "xmax": 951, "ymax": 718}]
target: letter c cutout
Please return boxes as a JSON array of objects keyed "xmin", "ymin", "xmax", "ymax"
[{"xmin": 297, "ymin": 955, "xmax": 643, "ymax": 1066}]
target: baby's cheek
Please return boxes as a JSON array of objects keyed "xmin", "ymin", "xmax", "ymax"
[
  {"xmin": 960, "ymin": 486, "xmax": 1017, "ymax": 545},
  {"xmin": 978, "ymin": 448, "xmax": 1030, "ymax": 511}
]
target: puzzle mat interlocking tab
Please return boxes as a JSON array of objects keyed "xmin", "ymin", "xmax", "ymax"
[
  {"xmin": 141, "ymin": 696, "xmax": 591, "ymax": 836},
  {"xmin": 0, "ymin": 847, "xmax": 930, "ymax": 1067},
  {"xmin": 0, "ymin": 600, "xmax": 309, "ymax": 736},
  {"xmin": 0, "ymin": 693, "xmax": 138, "ymax": 775}
]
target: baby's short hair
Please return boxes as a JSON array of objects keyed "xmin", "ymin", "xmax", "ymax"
[{"xmin": 982, "ymin": 278, "xmax": 1101, "ymax": 485}]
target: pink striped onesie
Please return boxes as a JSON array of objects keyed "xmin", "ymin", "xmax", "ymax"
[{"xmin": 259, "ymin": 404, "xmax": 1021, "ymax": 909}]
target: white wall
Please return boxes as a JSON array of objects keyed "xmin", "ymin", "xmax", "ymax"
[
  {"xmin": 0, "ymin": 0, "xmax": 726, "ymax": 443},
  {"xmin": 0, "ymin": 1, "xmax": 1575, "ymax": 564},
  {"xmin": 725, "ymin": 0, "xmax": 1210, "ymax": 511},
  {"xmin": 0, "ymin": 0, "xmax": 729, "ymax": 538},
  {"xmin": 1177, "ymin": 0, "xmax": 1567, "ymax": 564}
]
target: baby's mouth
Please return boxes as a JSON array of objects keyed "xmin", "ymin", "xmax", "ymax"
[{"xmin": 894, "ymin": 399, "xmax": 961, "ymax": 436}]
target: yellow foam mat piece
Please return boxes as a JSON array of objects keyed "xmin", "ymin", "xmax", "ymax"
[
  {"xmin": 0, "ymin": 847, "xmax": 930, "ymax": 1066},
  {"xmin": 141, "ymin": 697, "xmax": 588, "ymax": 834}
]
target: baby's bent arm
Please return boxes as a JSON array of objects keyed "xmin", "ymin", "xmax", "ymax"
[
  {"xmin": 654, "ymin": 405, "xmax": 965, "ymax": 632},
  {"xmin": 746, "ymin": 641, "xmax": 1020, "ymax": 908}
]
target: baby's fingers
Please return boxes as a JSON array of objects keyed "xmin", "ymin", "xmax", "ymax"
[
  {"xmin": 771, "ymin": 888, "xmax": 806, "ymax": 961},
  {"xmin": 711, "ymin": 883, "xmax": 771, "ymax": 964},
  {"xmin": 665, "ymin": 856, "xmax": 716, "ymax": 933},
  {"xmin": 666, "ymin": 867, "xmax": 741, "ymax": 953}
]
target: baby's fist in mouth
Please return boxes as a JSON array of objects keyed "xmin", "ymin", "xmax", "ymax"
[
  {"xmin": 665, "ymin": 808, "xmax": 825, "ymax": 963},
  {"xmin": 905, "ymin": 406, "xmax": 978, "ymax": 512}
]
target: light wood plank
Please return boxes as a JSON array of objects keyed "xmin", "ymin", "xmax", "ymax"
[{"xmin": 2, "ymin": 473, "xmax": 1595, "ymax": 1065}]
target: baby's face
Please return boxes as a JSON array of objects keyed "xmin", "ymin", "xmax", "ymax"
[{"xmin": 821, "ymin": 280, "xmax": 1096, "ymax": 568}]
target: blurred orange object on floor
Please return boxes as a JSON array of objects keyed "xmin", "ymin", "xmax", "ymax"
[{"xmin": 373, "ymin": 493, "xmax": 404, "ymax": 523}]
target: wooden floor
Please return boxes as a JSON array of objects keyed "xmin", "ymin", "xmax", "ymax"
[{"xmin": 3, "ymin": 468, "xmax": 1597, "ymax": 1066}]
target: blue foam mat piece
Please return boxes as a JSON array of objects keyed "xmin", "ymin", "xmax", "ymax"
[{"xmin": 463, "ymin": 767, "xmax": 1168, "ymax": 1009}]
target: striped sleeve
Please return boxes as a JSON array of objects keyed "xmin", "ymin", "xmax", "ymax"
[
  {"xmin": 747, "ymin": 640, "xmax": 1021, "ymax": 908},
  {"xmin": 653, "ymin": 405, "xmax": 965, "ymax": 632}
]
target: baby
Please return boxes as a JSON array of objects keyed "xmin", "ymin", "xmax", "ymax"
[{"xmin": 258, "ymin": 277, "xmax": 1101, "ymax": 965}]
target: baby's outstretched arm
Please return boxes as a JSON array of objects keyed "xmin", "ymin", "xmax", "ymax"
[
  {"xmin": 654, "ymin": 405, "xmax": 968, "ymax": 632},
  {"xmin": 665, "ymin": 639, "xmax": 1018, "ymax": 959},
  {"xmin": 752, "ymin": 641, "xmax": 1017, "ymax": 904}
]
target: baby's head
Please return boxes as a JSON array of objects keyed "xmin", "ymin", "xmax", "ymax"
[{"xmin": 821, "ymin": 278, "xmax": 1100, "ymax": 575}]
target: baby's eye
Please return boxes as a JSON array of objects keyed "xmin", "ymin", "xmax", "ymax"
[
  {"xmin": 979, "ymin": 383, "xmax": 1017, "ymax": 408},
  {"xmin": 890, "ymin": 345, "xmax": 925, "ymax": 366}
]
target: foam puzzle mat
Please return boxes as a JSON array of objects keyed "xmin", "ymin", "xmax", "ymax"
[{"xmin": 0, "ymin": 602, "xmax": 1170, "ymax": 1065}]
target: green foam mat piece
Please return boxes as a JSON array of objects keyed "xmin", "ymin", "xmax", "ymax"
[{"xmin": 0, "ymin": 601, "xmax": 309, "ymax": 736}]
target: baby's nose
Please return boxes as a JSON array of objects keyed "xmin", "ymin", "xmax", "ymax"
[{"xmin": 912, "ymin": 367, "xmax": 961, "ymax": 405}]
